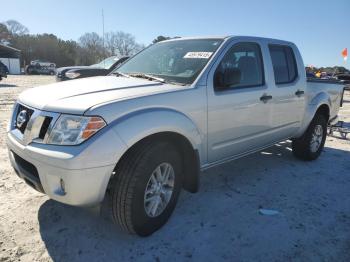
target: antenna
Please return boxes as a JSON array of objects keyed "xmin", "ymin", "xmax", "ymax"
[{"xmin": 102, "ymin": 9, "xmax": 105, "ymax": 64}]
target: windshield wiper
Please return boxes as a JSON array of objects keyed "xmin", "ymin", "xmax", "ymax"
[
  {"xmin": 113, "ymin": 71, "xmax": 184, "ymax": 85},
  {"xmin": 112, "ymin": 71, "xmax": 131, "ymax": 78},
  {"xmin": 128, "ymin": 73, "xmax": 166, "ymax": 83}
]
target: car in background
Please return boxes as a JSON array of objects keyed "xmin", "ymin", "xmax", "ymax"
[
  {"xmin": 336, "ymin": 74, "xmax": 350, "ymax": 90},
  {"xmin": 0, "ymin": 61, "xmax": 9, "ymax": 74},
  {"xmin": 56, "ymin": 56, "xmax": 129, "ymax": 81},
  {"xmin": 25, "ymin": 64, "xmax": 56, "ymax": 75},
  {"xmin": 320, "ymin": 72, "xmax": 332, "ymax": 79},
  {"xmin": 336, "ymin": 73, "xmax": 350, "ymax": 82},
  {"xmin": 306, "ymin": 71, "xmax": 316, "ymax": 78},
  {"xmin": 30, "ymin": 60, "xmax": 56, "ymax": 68},
  {"xmin": 0, "ymin": 61, "xmax": 8, "ymax": 81}
]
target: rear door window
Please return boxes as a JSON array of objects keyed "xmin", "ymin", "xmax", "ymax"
[{"xmin": 269, "ymin": 45, "xmax": 298, "ymax": 85}]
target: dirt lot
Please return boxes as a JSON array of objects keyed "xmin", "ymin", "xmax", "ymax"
[{"xmin": 0, "ymin": 75, "xmax": 350, "ymax": 262}]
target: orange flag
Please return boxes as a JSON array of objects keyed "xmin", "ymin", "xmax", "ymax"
[{"xmin": 342, "ymin": 48, "xmax": 348, "ymax": 61}]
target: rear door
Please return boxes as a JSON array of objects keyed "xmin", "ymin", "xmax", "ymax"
[
  {"xmin": 207, "ymin": 41, "xmax": 275, "ymax": 163},
  {"xmin": 268, "ymin": 44, "xmax": 306, "ymax": 139}
]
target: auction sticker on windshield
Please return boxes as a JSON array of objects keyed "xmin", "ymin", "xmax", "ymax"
[{"xmin": 184, "ymin": 52, "xmax": 213, "ymax": 59}]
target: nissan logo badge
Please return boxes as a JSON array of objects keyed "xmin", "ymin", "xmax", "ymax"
[{"xmin": 16, "ymin": 110, "xmax": 28, "ymax": 128}]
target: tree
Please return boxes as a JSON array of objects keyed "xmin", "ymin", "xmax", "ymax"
[
  {"xmin": 10, "ymin": 33, "xmax": 81, "ymax": 67},
  {"xmin": 5, "ymin": 20, "xmax": 28, "ymax": 35},
  {"xmin": 79, "ymin": 32, "xmax": 102, "ymax": 49},
  {"xmin": 79, "ymin": 32, "xmax": 104, "ymax": 63},
  {"xmin": 0, "ymin": 23, "xmax": 11, "ymax": 44},
  {"xmin": 4, "ymin": 19, "xmax": 146, "ymax": 67},
  {"xmin": 105, "ymin": 32, "xmax": 118, "ymax": 56},
  {"xmin": 152, "ymin": 35, "xmax": 171, "ymax": 44},
  {"xmin": 105, "ymin": 31, "xmax": 143, "ymax": 57}
]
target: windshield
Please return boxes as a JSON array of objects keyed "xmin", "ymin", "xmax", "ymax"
[
  {"xmin": 92, "ymin": 56, "xmax": 119, "ymax": 69},
  {"xmin": 114, "ymin": 39, "xmax": 223, "ymax": 85}
]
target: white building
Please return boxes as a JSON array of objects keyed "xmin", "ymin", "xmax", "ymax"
[{"xmin": 0, "ymin": 44, "xmax": 21, "ymax": 74}]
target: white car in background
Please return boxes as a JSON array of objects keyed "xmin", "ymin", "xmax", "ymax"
[{"xmin": 30, "ymin": 60, "xmax": 56, "ymax": 68}]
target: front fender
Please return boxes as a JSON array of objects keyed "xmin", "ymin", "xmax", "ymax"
[
  {"xmin": 295, "ymin": 92, "xmax": 330, "ymax": 137},
  {"xmin": 110, "ymin": 108, "xmax": 204, "ymax": 160}
]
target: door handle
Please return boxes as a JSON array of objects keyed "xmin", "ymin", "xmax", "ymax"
[
  {"xmin": 260, "ymin": 94, "xmax": 272, "ymax": 103},
  {"xmin": 295, "ymin": 90, "xmax": 304, "ymax": 97}
]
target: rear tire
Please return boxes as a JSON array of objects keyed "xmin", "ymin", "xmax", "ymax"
[
  {"xmin": 292, "ymin": 114, "xmax": 327, "ymax": 161},
  {"xmin": 110, "ymin": 141, "xmax": 182, "ymax": 236}
]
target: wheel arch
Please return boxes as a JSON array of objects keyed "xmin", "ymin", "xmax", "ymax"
[
  {"xmin": 108, "ymin": 108, "xmax": 204, "ymax": 193},
  {"xmin": 295, "ymin": 92, "xmax": 331, "ymax": 138},
  {"xmin": 109, "ymin": 107, "xmax": 203, "ymax": 156},
  {"xmin": 315, "ymin": 104, "xmax": 330, "ymax": 121},
  {"xmin": 109, "ymin": 131, "xmax": 200, "ymax": 194}
]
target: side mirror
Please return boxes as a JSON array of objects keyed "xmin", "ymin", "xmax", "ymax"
[{"xmin": 214, "ymin": 68, "xmax": 241, "ymax": 90}]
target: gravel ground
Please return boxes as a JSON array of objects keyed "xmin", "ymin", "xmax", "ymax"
[{"xmin": 0, "ymin": 75, "xmax": 350, "ymax": 262}]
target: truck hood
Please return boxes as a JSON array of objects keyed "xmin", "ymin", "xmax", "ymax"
[{"xmin": 18, "ymin": 76, "xmax": 184, "ymax": 114}]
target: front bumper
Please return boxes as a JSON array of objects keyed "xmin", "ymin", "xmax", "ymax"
[
  {"xmin": 55, "ymin": 75, "xmax": 64, "ymax": 81},
  {"xmin": 6, "ymin": 126, "xmax": 128, "ymax": 206},
  {"xmin": 55, "ymin": 73, "xmax": 67, "ymax": 81}
]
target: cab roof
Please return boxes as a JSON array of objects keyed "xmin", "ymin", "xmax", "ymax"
[{"xmin": 163, "ymin": 35, "xmax": 294, "ymax": 46}]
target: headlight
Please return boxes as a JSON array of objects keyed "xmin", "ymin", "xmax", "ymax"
[
  {"xmin": 65, "ymin": 72, "xmax": 81, "ymax": 79},
  {"xmin": 47, "ymin": 115, "xmax": 106, "ymax": 145}
]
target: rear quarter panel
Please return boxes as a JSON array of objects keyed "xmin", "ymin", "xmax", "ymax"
[
  {"xmin": 307, "ymin": 81, "xmax": 343, "ymax": 118},
  {"xmin": 295, "ymin": 80, "xmax": 344, "ymax": 137}
]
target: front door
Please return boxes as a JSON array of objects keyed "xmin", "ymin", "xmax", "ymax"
[{"xmin": 207, "ymin": 41, "xmax": 274, "ymax": 163}]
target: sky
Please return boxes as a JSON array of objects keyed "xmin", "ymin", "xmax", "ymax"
[{"xmin": 3, "ymin": 0, "xmax": 350, "ymax": 68}]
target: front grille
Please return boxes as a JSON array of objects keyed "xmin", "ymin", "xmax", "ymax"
[
  {"xmin": 10, "ymin": 103, "xmax": 59, "ymax": 145},
  {"xmin": 39, "ymin": 116, "xmax": 52, "ymax": 139},
  {"xmin": 15, "ymin": 104, "xmax": 34, "ymax": 134}
]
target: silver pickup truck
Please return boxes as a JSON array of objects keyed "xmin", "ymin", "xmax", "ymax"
[{"xmin": 7, "ymin": 36, "xmax": 344, "ymax": 236}]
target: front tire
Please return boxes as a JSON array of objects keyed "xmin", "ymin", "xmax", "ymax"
[
  {"xmin": 110, "ymin": 141, "xmax": 182, "ymax": 236},
  {"xmin": 292, "ymin": 114, "xmax": 327, "ymax": 161}
]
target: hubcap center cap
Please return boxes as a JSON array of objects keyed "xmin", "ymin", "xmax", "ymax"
[{"xmin": 144, "ymin": 163, "xmax": 175, "ymax": 217}]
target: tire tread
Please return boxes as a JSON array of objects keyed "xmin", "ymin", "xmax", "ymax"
[
  {"xmin": 111, "ymin": 141, "xmax": 174, "ymax": 234},
  {"xmin": 292, "ymin": 114, "xmax": 327, "ymax": 161}
]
